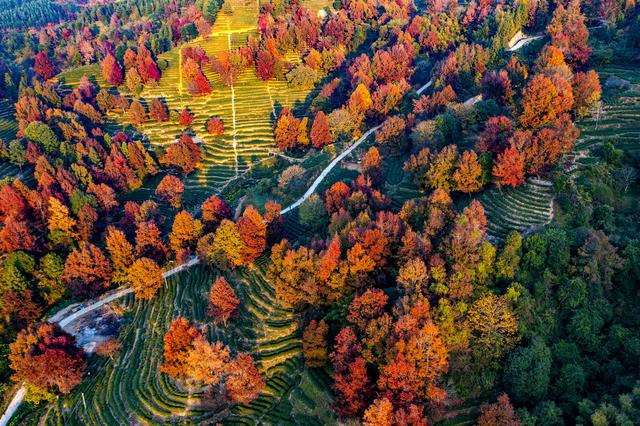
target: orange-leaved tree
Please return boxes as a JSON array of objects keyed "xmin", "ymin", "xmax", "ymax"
[
  {"xmin": 156, "ymin": 174, "xmax": 184, "ymax": 209},
  {"xmin": 310, "ymin": 111, "xmax": 331, "ymax": 148},
  {"xmin": 169, "ymin": 210, "xmax": 203, "ymax": 255},
  {"xmin": 149, "ymin": 98, "xmax": 169, "ymax": 121},
  {"xmin": 274, "ymin": 108, "xmax": 301, "ymax": 151},
  {"xmin": 572, "ymin": 70, "xmax": 601, "ymax": 117},
  {"xmin": 477, "ymin": 394, "xmax": 520, "ymax": 426},
  {"xmin": 135, "ymin": 220, "xmax": 167, "ymax": 263},
  {"xmin": 9, "ymin": 322, "xmax": 85, "ymax": 394},
  {"xmin": 161, "ymin": 317, "xmax": 201, "ymax": 379},
  {"xmin": 302, "ymin": 319, "xmax": 329, "ymax": 367},
  {"xmin": 185, "ymin": 336, "xmax": 230, "ymax": 386},
  {"xmin": 64, "ymin": 243, "xmax": 112, "ymax": 296},
  {"xmin": 208, "ymin": 277, "xmax": 239, "ymax": 324},
  {"xmin": 453, "ymin": 150, "xmax": 483, "ymax": 193},
  {"xmin": 201, "ymin": 195, "xmax": 232, "ymax": 229},
  {"xmin": 492, "ymin": 143, "xmax": 526, "ymax": 188},
  {"xmin": 225, "ymin": 353, "xmax": 265, "ymax": 403},
  {"xmin": 102, "ymin": 54, "xmax": 123, "ymax": 86},
  {"xmin": 105, "ymin": 226, "xmax": 135, "ymax": 284},
  {"xmin": 237, "ymin": 205, "xmax": 267, "ymax": 264},
  {"xmin": 519, "ymin": 74, "xmax": 573, "ymax": 129},
  {"xmin": 331, "ymin": 326, "xmax": 372, "ymax": 416},
  {"xmin": 163, "ymin": 135, "xmax": 202, "ymax": 175},
  {"xmin": 48, "ymin": 196, "xmax": 77, "ymax": 241},
  {"xmin": 363, "ymin": 398, "xmax": 394, "ymax": 426},
  {"xmin": 128, "ymin": 257, "xmax": 163, "ymax": 299},
  {"xmin": 212, "ymin": 219, "xmax": 245, "ymax": 268}
]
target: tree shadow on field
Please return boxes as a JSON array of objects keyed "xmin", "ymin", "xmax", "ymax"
[{"xmin": 271, "ymin": 100, "xmax": 284, "ymax": 125}]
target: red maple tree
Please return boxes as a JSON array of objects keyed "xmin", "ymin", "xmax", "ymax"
[
  {"xmin": 237, "ymin": 205, "xmax": 267, "ymax": 264},
  {"xmin": 10, "ymin": 322, "xmax": 85, "ymax": 394},
  {"xmin": 208, "ymin": 277, "xmax": 239, "ymax": 324},
  {"xmin": 34, "ymin": 52, "xmax": 56, "ymax": 80}
]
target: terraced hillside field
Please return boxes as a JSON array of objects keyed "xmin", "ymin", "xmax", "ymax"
[
  {"xmin": 479, "ymin": 177, "xmax": 555, "ymax": 240},
  {"xmin": 571, "ymin": 63, "xmax": 640, "ymax": 168},
  {"xmin": 382, "ymin": 155, "xmax": 423, "ymax": 210},
  {"xmin": 60, "ymin": 0, "xmax": 326, "ymax": 207},
  {"xmin": 0, "ymin": 100, "xmax": 17, "ymax": 143},
  {"xmin": 478, "ymin": 63, "xmax": 640, "ymax": 240},
  {"xmin": 0, "ymin": 99, "xmax": 34, "ymax": 183},
  {"xmin": 28, "ymin": 263, "xmax": 334, "ymax": 425}
]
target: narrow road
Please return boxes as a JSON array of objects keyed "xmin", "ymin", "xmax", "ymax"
[
  {"xmin": 463, "ymin": 94, "xmax": 483, "ymax": 107},
  {"xmin": 416, "ymin": 80, "xmax": 433, "ymax": 95},
  {"xmin": 278, "ymin": 79, "xmax": 435, "ymax": 215},
  {"xmin": 59, "ymin": 288, "xmax": 133, "ymax": 329},
  {"xmin": 506, "ymin": 35, "xmax": 543, "ymax": 51},
  {"xmin": 0, "ymin": 387, "xmax": 25, "ymax": 426},
  {"xmin": 280, "ymin": 124, "xmax": 381, "ymax": 215},
  {"xmin": 0, "ymin": 256, "xmax": 201, "ymax": 426}
]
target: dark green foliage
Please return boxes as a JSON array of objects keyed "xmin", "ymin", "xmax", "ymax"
[
  {"xmin": 69, "ymin": 191, "xmax": 98, "ymax": 215},
  {"xmin": 298, "ymin": 194, "xmax": 328, "ymax": 231},
  {"xmin": 532, "ymin": 401, "xmax": 563, "ymax": 426},
  {"xmin": 0, "ymin": 0, "xmax": 77, "ymax": 30},
  {"xmin": 503, "ymin": 338, "xmax": 552, "ymax": 404},
  {"xmin": 181, "ymin": 23, "xmax": 198, "ymax": 41},
  {"xmin": 8, "ymin": 140, "xmax": 25, "ymax": 168}
]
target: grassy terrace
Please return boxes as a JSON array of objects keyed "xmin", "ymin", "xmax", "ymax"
[
  {"xmin": 0, "ymin": 100, "xmax": 32, "ymax": 184},
  {"xmin": 479, "ymin": 177, "xmax": 554, "ymax": 240},
  {"xmin": 19, "ymin": 263, "xmax": 334, "ymax": 425},
  {"xmin": 572, "ymin": 63, "xmax": 640, "ymax": 167},
  {"xmin": 0, "ymin": 100, "xmax": 17, "ymax": 143},
  {"xmin": 382, "ymin": 155, "xmax": 423, "ymax": 210}
]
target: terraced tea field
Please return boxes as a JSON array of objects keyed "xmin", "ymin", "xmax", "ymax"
[
  {"xmin": 34, "ymin": 264, "xmax": 334, "ymax": 425},
  {"xmin": 479, "ymin": 63, "xmax": 640, "ymax": 240},
  {"xmin": 382, "ymin": 155, "xmax": 423, "ymax": 210},
  {"xmin": 571, "ymin": 63, "xmax": 640, "ymax": 168},
  {"xmin": 59, "ymin": 0, "xmax": 326, "ymax": 207},
  {"xmin": 0, "ymin": 99, "xmax": 33, "ymax": 183},
  {"xmin": 0, "ymin": 100, "xmax": 17, "ymax": 142},
  {"xmin": 479, "ymin": 177, "xmax": 555, "ymax": 240}
]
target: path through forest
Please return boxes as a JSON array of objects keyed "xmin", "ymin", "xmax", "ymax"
[{"xmin": 280, "ymin": 125, "xmax": 381, "ymax": 214}]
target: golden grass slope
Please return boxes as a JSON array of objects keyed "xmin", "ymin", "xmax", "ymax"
[{"xmin": 60, "ymin": 0, "xmax": 327, "ymax": 202}]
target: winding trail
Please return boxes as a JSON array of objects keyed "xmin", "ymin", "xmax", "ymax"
[
  {"xmin": 280, "ymin": 124, "xmax": 381, "ymax": 214},
  {"xmin": 0, "ymin": 387, "xmax": 25, "ymax": 426},
  {"xmin": 278, "ymin": 78, "xmax": 437, "ymax": 215},
  {"xmin": 506, "ymin": 34, "xmax": 543, "ymax": 51},
  {"xmin": 416, "ymin": 79, "xmax": 433, "ymax": 95},
  {"xmin": 463, "ymin": 94, "xmax": 483, "ymax": 107}
]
